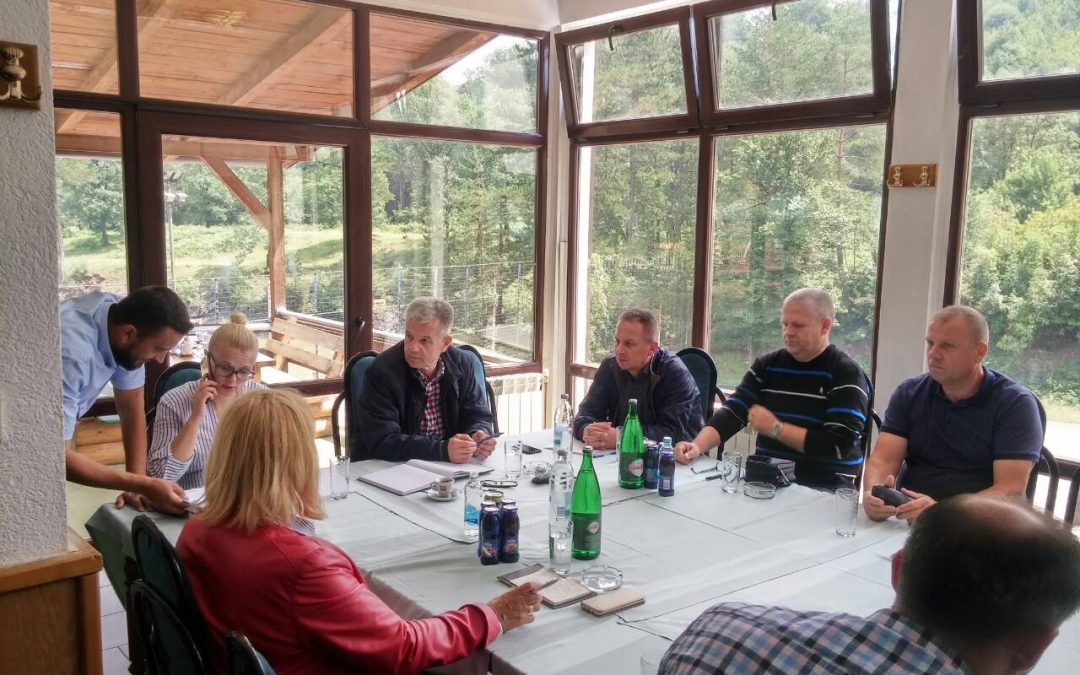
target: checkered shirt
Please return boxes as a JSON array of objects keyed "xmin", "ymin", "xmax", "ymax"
[
  {"xmin": 416, "ymin": 359, "xmax": 447, "ymax": 440},
  {"xmin": 660, "ymin": 603, "xmax": 969, "ymax": 675}
]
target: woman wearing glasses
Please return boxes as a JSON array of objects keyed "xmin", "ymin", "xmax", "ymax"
[{"xmin": 147, "ymin": 312, "xmax": 265, "ymax": 489}]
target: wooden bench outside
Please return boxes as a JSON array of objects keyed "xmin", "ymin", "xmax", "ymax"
[{"xmin": 259, "ymin": 316, "xmax": 345, "ymax": 384}]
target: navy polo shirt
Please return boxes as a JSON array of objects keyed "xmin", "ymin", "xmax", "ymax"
[{"xmin": 880, "ymin": 368, "xmax": 1042, "ymax": 500}]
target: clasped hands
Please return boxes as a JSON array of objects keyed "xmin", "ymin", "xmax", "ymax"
[{"xmin": 448, "ymin": 430, "xmax": 498, "ymax": 463}]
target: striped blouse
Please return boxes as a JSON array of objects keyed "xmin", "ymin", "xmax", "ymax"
[{"xmin": 147, "ymin": 379, "xmax": 264, "ymax": 489}]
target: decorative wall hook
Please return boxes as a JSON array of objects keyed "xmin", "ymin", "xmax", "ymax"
[
  {"xmin": 0, "ymin": 42, "xmax": 42, "ymax": 109},
  {"xmin": 885, "ymin": 163, "xmax": 937, "ymax": 188}
]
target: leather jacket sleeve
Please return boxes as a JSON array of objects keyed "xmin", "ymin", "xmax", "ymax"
[{"xmin": 293, "ymin": 543, "xmax": 501, "ymax": 674}]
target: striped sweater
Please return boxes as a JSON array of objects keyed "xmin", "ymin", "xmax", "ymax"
[{"xmin": 708, "ymin": 345, "xmax": 870, "ymax": 486}]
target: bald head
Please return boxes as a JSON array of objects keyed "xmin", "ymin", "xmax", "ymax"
[{"xmin": 896, "ymin": 495, "xmax": 1080, "ymax": 642}]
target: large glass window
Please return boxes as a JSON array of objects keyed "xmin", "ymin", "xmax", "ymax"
[
  {"xmin": 958, "ymin": 111, "xmax": 1080, "ymax": 462},
  {"xmin": 710, "ymin": 125, "xmax": 887, "ymax": 385},
  {"xmin": 137, "ymin": 0, "xmax": 353, "ymax": 117},
  {"xmin": 568, "ymin": 23, "xmax": 688, "ymax": 124},
  {"xmin": 370, "ymin": 13, "xmax": 538, "ymax": 133},
  {"xmin": 707, "ymin": 0, "xmax": 875, "ymax": 110},
  {"xmin": 575, "ymin": 139, "xmax": 699, "ymax": 365},
  {"xmin": 50, "ymin": 0, "xmax": 119, "ymax": 95},
  {"xmin": 371, "ymin": 137, "xmax": 537, "ymax": 364},
  {"xmin": 161, "ymin": 135, "xmax": 345, "ymax": 380},
  {"xmin": 980, "ymin": 0, "xmax": 1080, "ymax": 82},
  {"xmin": 56, "ymin": 109, "xmax": 128, "ymax": 300}
]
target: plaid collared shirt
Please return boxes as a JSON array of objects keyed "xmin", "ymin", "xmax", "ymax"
[
  {"xmin": 416, "ymin": 359, "xmax": 447, "ymax": 440},
  {"xmin": 660, "ymin": 603, "xmax": 969, "ymax": 675}
]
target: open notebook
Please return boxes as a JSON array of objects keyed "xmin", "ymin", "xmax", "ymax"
[{"xmin": 356, "ymin": 459, "xmax": 493, "ymax": 496}]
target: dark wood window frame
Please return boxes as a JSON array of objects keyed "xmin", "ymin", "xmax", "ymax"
[
  {"xmin": 57, "ymin": 0, "xmax": 551, "ymax": 419},
  {"xmin": 945, "ymin": 1, "xmax": 1080, "ymax": 475},
  {"xmin": 560, "ymin": 1, "xmax": 895, "ymax": 394}
]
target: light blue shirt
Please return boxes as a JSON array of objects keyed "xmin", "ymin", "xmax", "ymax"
[{"xmin": 60, "ymin": 292, "xmax": 145, "ymax": 440}]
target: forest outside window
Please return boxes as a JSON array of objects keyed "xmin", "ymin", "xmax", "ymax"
[{"xmin": 371, "ymin": 137, "xmax": 538, "ymax": 365}]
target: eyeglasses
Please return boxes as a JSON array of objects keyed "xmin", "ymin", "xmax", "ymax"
[
  {"xmin": 690, "ymin": 457, "xmax": 721, "ymax": 475},
  {"xmin": 207, "ymin": 352, "xmax": 255, "ymax": 381}
]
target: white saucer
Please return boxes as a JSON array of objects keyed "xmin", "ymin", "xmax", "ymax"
[{"xmin": 425, "ymin": 488, "xmax": 458, "ymax": 501}]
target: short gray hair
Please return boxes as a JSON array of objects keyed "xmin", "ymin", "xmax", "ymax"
[
  {"xmin": 406, "ymin": 297, "xmax": 454, "ymax": 334},
  {"xmin": 783, "ymin": 288, "xmax": 835, "ymax": 320},
  {"xmin": 618, "ymin": 307, "xmax": 658, "ymax": 342},
  {"xmin": 931, "ymin": 305, "xmax": 989, "ymax": 345}
]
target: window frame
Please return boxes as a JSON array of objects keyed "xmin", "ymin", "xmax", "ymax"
[
  {"xmin": 53, "ymin": 0, "xmax": 551, "ymax": 417},
  {"xmin": 956, "ymin": 0, "xmax": 1080, "ymax": 106},
  {"xmin": 555, "ymin": 7, "xmax": 699, "ymax": 139},
  {"xmin": 562, "ymin": 2, "xmax": 895, "ymax": 392},
  {"xmin": 693, "ymin": 0, "xmax": 892, "ymax": 127}
]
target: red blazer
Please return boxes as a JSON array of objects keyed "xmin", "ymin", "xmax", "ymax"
[{"xmin": 177, "ymin": 517, "xmax": 500, "ymax": 675}]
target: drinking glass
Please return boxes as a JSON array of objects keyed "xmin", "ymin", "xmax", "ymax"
[
  {"xmin": 835, "ymin": 487, "xmax": 858, "ymax": 537},
  {"xmin": 720, "ymin": 450, "xmax": 742, "ymax": 494},
  {"xmin": 329, "ymin": 456, "xmax": 350, "ymax": 500},
  {"xmin": 549, "ymin": 520, "xmax": 572, "ymax": 576},
  {"xmin": 504, "ymin": 440, "xmax": 523, "ymax": 479}
]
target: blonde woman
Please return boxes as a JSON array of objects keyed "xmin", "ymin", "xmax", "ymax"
[
  {"xmin": 147, "ymin": 313, "xmax": 264, "ymax": 489},
  {"xmin": 177, "ymin": 389, "xmax": 539, "ymax": 674}
]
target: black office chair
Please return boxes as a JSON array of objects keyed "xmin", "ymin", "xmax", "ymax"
[
  {"xmin": 132, "ymin": 515, "xmax": 210, "ymax": 662},
  {"xmin": 331, "ymin": 350, "xmax": 378, "ymax": 461},
  {"xmin": 130, "ymin": 579, "xmax": 206, "ymax": 675},
  {"xmin": 459, "ymin": 344, "xmax": 499, "ymax": 436},
  {"xmin": 147, "ymin": 361, "xmax": 203, "ymax": 435},
  {"xmin": 676, "ymin": 347, "xmax": 726, "ymax": 421},
  {"xmin": 225, "ymin": 631, "xmax": 275, "ymax": 675}
]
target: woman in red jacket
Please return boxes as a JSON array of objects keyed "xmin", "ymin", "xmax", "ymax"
[{"xmin": 177, "ymin": 388, "xmax": 539, "ymax": 674}]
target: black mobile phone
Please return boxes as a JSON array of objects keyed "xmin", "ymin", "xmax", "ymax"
[
  {"xmin": 871, "ymin": 484, "xmax": 913, "ymax": 507},
  {"xmin": 521, "ymin": 444, "xmax": 544, "ymax": 455}
]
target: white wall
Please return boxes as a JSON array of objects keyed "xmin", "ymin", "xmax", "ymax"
[
  {"xmin": 0, "ymin": 0, "xmax": 68, "ymax": 566},
  {"xmin": 873, "ymin": 0, "xmax": 959, "ymax": 405}
]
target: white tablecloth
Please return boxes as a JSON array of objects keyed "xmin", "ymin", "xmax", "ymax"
[{"xmin": 87, "ymin": 429, "xmax": 1080, "ymax": 675}]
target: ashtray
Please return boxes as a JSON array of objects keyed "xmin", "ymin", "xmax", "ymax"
[
  {"xmin": 523, "ymin": 460, "xmax": 552, "ymax": 477},
  {"xmin": 743, "ymin": 482, "xmax": 777, "ymax": 500},
  {"xmin": 581, "ymin": 564, "xmax": 623, "ymax": 592}
]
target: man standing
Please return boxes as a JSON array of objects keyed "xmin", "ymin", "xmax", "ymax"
[
  {"xmin": 62, "ymin": 286, "xmax": 192, "ymax": 511},
  {"xmin": 661, "ymin": 495, "xmax": 1080, "ymax": 675},
  {"xmin": 863, "ymin": 305, "xmax": 1042, "ymax": 522},
  {"xmin": 573, "ymin": 308, "xmax": 703, "ymax": 448},
  {"xmin": 675, "ymin": 288, "xmax": 870, "ymax": 488},
  {"xmin": 356, "ymin": 297, "xmax": 494, "ymax": 463}
]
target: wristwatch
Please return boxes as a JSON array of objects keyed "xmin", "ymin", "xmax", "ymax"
[{"xmin": 770, "ymin": 421, "xmax": 785, "ymax": 439}]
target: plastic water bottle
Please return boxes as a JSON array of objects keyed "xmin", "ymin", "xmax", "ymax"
[
  {"xmin": 658, "ymin": 439, "xmax": 676, "ymax": 497},
  {"xmin": 554, "ymin": 393, "xmax": 574, "ymax": 453},
  {"xmin": 549, "ymin": 445, "xmax": 575, "ymax": 570},
  {"xmin": 463, "ymin": 471, "xmax": 482, "ymax": 539}
]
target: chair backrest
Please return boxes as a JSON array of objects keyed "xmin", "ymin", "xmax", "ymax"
[
  {"xmin": 154, "ymin": 362, "xmax": 204, "ymax": 407},
  {"xmin": 1025, "ymin": 394, "xmax": 1060, "ymax": 513},
  {"xmin": 458, "ymin": 344, "xmax": 499, "ymax": 435},
  {"xmin": 225, "ymin": 631, "xmax": 275, "ymax": 675},
  {"xmin": 675, "ymin": 347, "xmax": 721, "ymax": 422},
  {"xmin": 333, "ymin": 350, "xmax": 377, "ymax": 460},
  {"xmin": 130, "ymin": 579, "xmax": 206, "ymax": 675},
  {"xmin": 132, "ymin": 515, "xmax": 209, "ymax": 658},
  {"xmin": 1064, "ymin": 471, "xmax": 1079, "ymax": 526}
]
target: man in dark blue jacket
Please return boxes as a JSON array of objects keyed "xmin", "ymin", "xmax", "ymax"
[
  {"xmin": 356, "ymin": 298, "xmax": 494, "ymax": 463},
  {"xmin": 573, "ymin": 308, "xmax": 704, "ymax": 447}
]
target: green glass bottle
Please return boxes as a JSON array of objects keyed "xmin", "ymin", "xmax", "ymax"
[
  {"xmin": 618, "ymin": 398, "xmax": 645, "ymax": 489},
  {"xmin": 571, "ymin": 446, "xmax": 602, "ymax": 560}
]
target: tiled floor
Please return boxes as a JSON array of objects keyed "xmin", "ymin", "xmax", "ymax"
[{"xmin": 98, "ymin": 570, "xmax": 131, "ymax": 675}]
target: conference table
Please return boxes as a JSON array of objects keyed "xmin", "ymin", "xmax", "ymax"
[{"xmin": 86, "ymin": 430, "xmax": 1080, "ymax": 674}]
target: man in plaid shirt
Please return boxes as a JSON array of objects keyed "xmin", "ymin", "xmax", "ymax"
[
  {"xmin": 661, "ymin": 495, "xmax": 1080, "ymax": 675},
  {"xmin": 356, "ymin": 297, "xmax": 495, "ymax": 463}
]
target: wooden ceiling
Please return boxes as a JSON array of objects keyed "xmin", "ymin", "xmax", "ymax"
[{"xmin": 51, "ymin": 0, "xmax": 498, "ymax": 157}]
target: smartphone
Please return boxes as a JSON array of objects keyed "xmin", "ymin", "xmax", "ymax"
[{"xmin": 522, "ymin": 444, "xmax": 544, "ymax": 455}]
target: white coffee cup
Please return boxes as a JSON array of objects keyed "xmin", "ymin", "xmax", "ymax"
[{"xmin": 432, "ymin": 475, "xmax": 455, "ymax": 496}]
